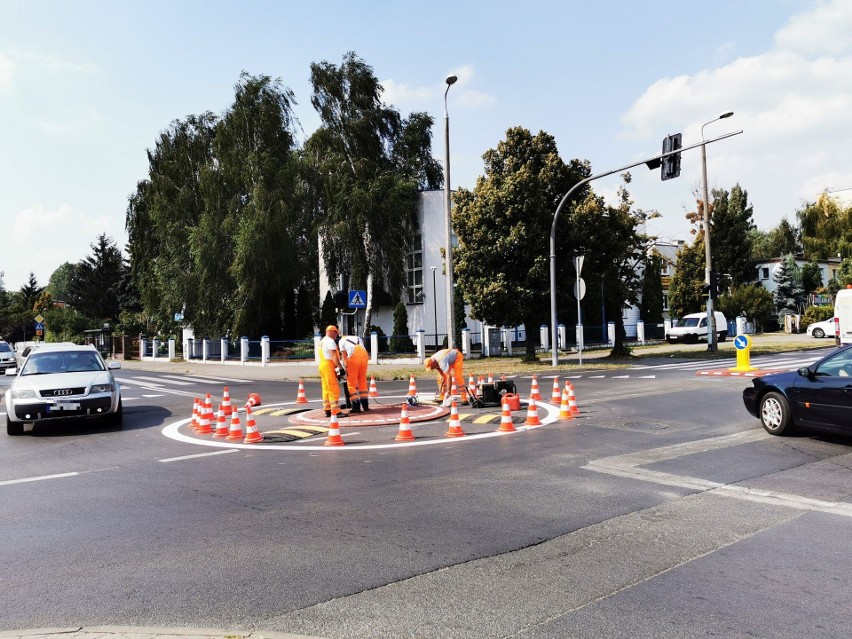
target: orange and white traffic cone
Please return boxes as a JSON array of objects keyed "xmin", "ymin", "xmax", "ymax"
[
  {"xmin": 497, "ymin": 396, "xmax": 516, "ymax": 432},
  {"xmin": 449, "ymin": 372, "xmax": 459, "ymax": 398},
  {"xmin": 567, "ymin": 382, "xmax": 580, "ymax": 416},
  {"xmin": 551, "ymin": 377, "xmax": 561, "ymax": 403},
  {"xmin": 221, "ymin": 387, "xmax": 233, "ymax": 416},
  {"xmin": 226, "ymin": 409, "xmax": 243, "ymax": 440},
  {"xmin": 524, "ymin": 396, "xmax": 542, "ymax": 427},
  {"xmin": 324, "ymin": 412, "xmax": 345, "ymax": 446},
  {"xmin": 487, "ymin": 372, "xmax": 494, "ymax": 384},
  {"xmin": 529, "ymin": 375, "xmax": 542, "ymax": 401},
  {"xmin": 444, "ymin": 401, "xmax": 466, "ymax": 438},
  {"xmin": 243, "ymin": 407, "xmax": 264, "ymax": 444},
  {"xmin": 559, "ymin": 388, "xmax": 574, "ymax": 420},
  {"xmin": 190, "ymin": 397, "xmax": 200, "ymax": 431},
  {"xmin": 369, "ymin": 377, "xmax": 379, "ymax": 398},
  {"xmin": 295, "ymin": 379, "xmax": 308, "ymax": 404},
  {"xmin": 213, "ymin": 405, "xmax": 230, "ymax": 438},
  {"xmin": 394, "ymin": 404, "xmax": 415, "ymax": 441},
  {"xmin": 407, "ymin": 375, "xmax": 418, "ymax": 397},
  {"xmin": 245, "ymin": 392, "xmax": 262, "ymax": 409},
  {"xmin": 467, "ymin": 375, "xmax": 476, "ymax": 397},
  {"xmin": 196, "ymin": 394, "xmax": 214, "ymax": 434}
]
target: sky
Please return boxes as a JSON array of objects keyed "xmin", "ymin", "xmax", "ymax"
[{"xmin": 2, "ymin": 0, "xmax": 851, "ymax": 292}]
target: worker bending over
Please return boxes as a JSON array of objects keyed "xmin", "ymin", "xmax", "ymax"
[
  {"xmin": 424, "ymin": 347, "xmax": 469, "ymax": 404},
  {"xmin": 339, "ymin": 334, "xmax": 370, "ymax": 412}
]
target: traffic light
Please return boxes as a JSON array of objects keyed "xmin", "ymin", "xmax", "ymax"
[
  {"xmin": 333, "ymin": 290, "xmax": 348, "ymax": 310},
  {"xmin": 661, "ymin": 133, "xmax": 682, "ymax": 181},
  {"xmin": 702, "ymin": 272, "xmax": 721, "ymax": 299}
]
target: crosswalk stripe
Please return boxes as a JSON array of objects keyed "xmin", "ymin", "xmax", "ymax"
[
  {"xmin": 167, "ymin": 373, "xmax": 251, "ymax": 383},
  {"xmin": 132, "ymin": 375, "xmax": 193, "ymax": 386}
]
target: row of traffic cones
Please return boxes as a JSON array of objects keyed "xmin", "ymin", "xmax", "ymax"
[{"xmin": 190, "ymin": 390, "xmax": 264, "ymax": 444}]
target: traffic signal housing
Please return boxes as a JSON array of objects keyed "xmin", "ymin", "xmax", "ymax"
[
  {"xmin": 702, "ymin": 271, "xmax": 721, "ymax": 300},
  {"xmin": 661, "ymin": 133, "xmax": 682, "ymax": 181}
]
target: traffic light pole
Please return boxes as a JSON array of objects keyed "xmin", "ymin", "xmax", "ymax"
[{"xmin": 549, "ymin": 130, "xmax": 742, "ymax": 367}]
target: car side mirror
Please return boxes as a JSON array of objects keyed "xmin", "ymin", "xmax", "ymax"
[
  {"xmin": 108, "ymin": 361, "xmax": 121, "ymax": 370},
  {"xmin": 5, "ymin": 368, "xmax": 16, "ymax": 376},
  {"xmin": 797, "ymin": 367, "xmax": 813, "ymax": 378}
]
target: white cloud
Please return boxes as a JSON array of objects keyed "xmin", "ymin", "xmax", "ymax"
[
  {"xmin": 0, "ymin": 52, "xmax": 13, "ymax": 90},
  {"xmin": 619, "ymin": 0, "xmax": 852, "ymax": 232},
  {"xmin": 380, "ymin": 63, "xmax": 494, "ymax": 110}
]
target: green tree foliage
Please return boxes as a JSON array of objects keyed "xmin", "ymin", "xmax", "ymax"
[
  {"xmin": 711, "ymin": 184, "xmax": 755, "ymax": 285},
  {"xmin": 639, "ymin": 252, "xmax": 665, "ymax": 324},
  {"xmin": 835, "ymin": 257, "xmax": 852, "ymax": 288},
  {"xmin": 19, "ymin": 272, "xmax": 44, "ymax": 313},
  {"xmin": 389, "ymin": 302, "xmax": 414, "ymax": 352},
  {"xmin": 67, "ymin": 234, "xmax": 125, "ymax": 321},
  {"xmin": 319, "ymin": 291, "xmax": 337, "ymax": 330},
  {"xmin": 800, "ymin": 259, "xmax": 823, "ymax": 294},
  {"xmin": 772, "ymin": 254, "xmax": 805, "ymax": 317},
  {"xmin": 43, "ymin": 305, "xmax": 92, "ymax": 342},
  {"xmin": 798, "ymin": 193, "xmax": 852, "ymax": 259},
  {"xmin": 802, "ymin": 305, "xmax": 834, "ymax": 326},
  {"xmin": 750, "ymin": 217, "xmax": 801, "ymax": 261},
  {"xmin": 451, "ymin": 127, "xmax": 591, "ymax": 360},
  {"xmin": 306, "ymin": 52, "xmax": 441, "ymax": 338},
  {"xmin": 47, "ymin": 262, "xmax": 78, "ymax": 303},
  {"xmin": 715, "ymin": 284, "xmax": 774, "ymax": 331},
  {"xmin": 668, "ymin": 235, "xmax": 706, "ymax": 320}
]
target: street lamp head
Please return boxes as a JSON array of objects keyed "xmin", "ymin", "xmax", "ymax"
[
  {"xmin": 719, "ymin": 111, "xmax": 734, "ymax": 119},
  {"xmin": 446, "ymin": 75, "xmax": 458, "ymax": 86}
]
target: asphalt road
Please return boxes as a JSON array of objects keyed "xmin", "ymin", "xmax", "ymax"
[{"xmin": 2, "ymin": 349, "xmax": 851, "ymax": 638}]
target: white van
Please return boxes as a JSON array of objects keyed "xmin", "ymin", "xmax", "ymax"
[
  {"xmin": 834, "ymin": 286, "xmax": 852, "ymax": 344},
  {"xmin": 666, "ymin": 311, "xmax": 728, "ymax": 344}
]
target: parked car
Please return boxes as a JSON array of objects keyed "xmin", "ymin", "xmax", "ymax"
[
  {"xmin": 0, "ymin": 341, "xmax": 15, "ymax": 369},
  {"xmin": 805, "ymin": 317, "xmax": 837, "ymax": 339},
  {"xmin": 742, "ymin": 344, "xmax": 852, "ymax": 436},
  {"xmin": 5, "ymin": 343, "xmax": 122, "ymax": 436},
  {"xmin": 666, "ymin": 311, "xmax": 728, "ymax": 344}
]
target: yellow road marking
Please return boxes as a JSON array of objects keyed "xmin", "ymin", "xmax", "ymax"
[{"xmin": 472, "ymin": 414, "xmax": 500, "ymax": 424}]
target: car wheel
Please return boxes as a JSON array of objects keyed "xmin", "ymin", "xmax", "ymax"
[
  {"xmin": 812, "ymin": 328, "xmax": 825, "ymax": 338},
  {"xmin": 6, "ymin": 414, "xmax": 23, "ymax": 436},
  {"xmin": 759, "ymin": 391, "xmax": 794, "ymax": 436}
]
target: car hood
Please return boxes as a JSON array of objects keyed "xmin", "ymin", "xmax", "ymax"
[
  {"xmin": 752, "ymin": 369, "xmax": 800, "ymax": 387},
  {"xmin": 11, "ymin": 370, "xmax": 115, "ymax": 392}
]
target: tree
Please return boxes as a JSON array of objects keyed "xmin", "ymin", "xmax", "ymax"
[
  {"xmin": 667, "ymin": 235, "xmax": 706, "ymax": 320},
  {"xmin": 711, "ymin": 184, "xmax": 755, "ymax": 286},
  {"xmin": 639, "ymin": 252, "xmax": 665, "ymax": 324},
  {"xmin": 47, "ymin": 262, "xmax": 78, "ymax": 303},
  {"xmin": 389, "ymin": 302, "xmax": 414, "ymax": 352},
  {"xmin": 67, "ymin": 234, "xmax": 125, "ymax": 321},
  {"xmin": 798, "ymin": 192, "xmax": 852, "ymax": 259},
  {"xmin": 835, "ymin": 257, "xmax": 852, "ymax": 288},
  {"xmin": 307, "ymin": 52, "xmax": 441, "ymax": 339},
  {"xmin": 319, "ymin": 291, "xmax": 337, "ymax": 330},
  {"xmin": 715, "ymin": 284, "xmax": 774, "ymax": 332},
  {"xmin": 750, "ymin": 217, "xmax": 802, "ymax": 262},
  {"xmin": 800, "ymin": 259, "xmax": 823, "ymax": 295},
  {"xmin": 772, "ymin": 254, "xmax": 805, "ymax": 318},
  {"xmin": 452, "ymin": 126, "xmax": 591, "ymax": 360},
  {"xmin": 19, "ymin": 273, "xmax": 44, "ymax": 313}
]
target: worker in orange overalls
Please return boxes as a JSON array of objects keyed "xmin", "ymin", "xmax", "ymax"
[
  {"xmin": 424, "ymin": 347, "xmax": 469, "ymax": 404},
  {"xmin": 339, "ymin": 334, "xmax": 370, "ymax": 412},
  {"xmin": 318, "ymin": 325, "xmax": 346, "ymax": 418}
]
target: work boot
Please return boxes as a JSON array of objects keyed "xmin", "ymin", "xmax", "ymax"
[
  {"xmin": 335, "ymin": 411, "xmax": 348, "ymax": 418},
  {"xmin": 360, "ymin": 398, "xmax": 370, "ymax": 411},
  {"xmin": 324, "ymin": 410, "xmax": 331, "ymax": 418},
  {"xmin": 350, "ymin": 401, "xmax": 362, "ymax": 413}
]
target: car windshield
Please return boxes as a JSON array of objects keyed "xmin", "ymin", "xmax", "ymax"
[
  {"xmin": 0, "ymin": 343, "xmax": 12, "ymax": 353},
  {"xmin": 21, "ymin": 351, "xmax": 105, "ymax": 375},
  {"xmin": 677, "ymin": 318, "xmax": 700, "ymax": 327}
]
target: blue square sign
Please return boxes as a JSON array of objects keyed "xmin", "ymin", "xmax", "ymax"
[{"xmin": 348, "ymin": 290, "xmax": 367, "ymax": 309}]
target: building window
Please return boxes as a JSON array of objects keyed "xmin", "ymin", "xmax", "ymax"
[
  {"xmin": 662, "ymin": 292, "xmax": 669, "ymax": 311},
  {"xmin": 760, "ymin": 267, "xmax": 769, "ymax": 280},
  {"xmin": 406, "ymin": 234, "xmax": 423, "ymax": 304}
]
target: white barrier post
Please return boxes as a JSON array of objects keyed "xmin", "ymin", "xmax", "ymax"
[
  {"xmin": 168, "ymin": 338, "xmax": 175, "ymax": 360},
  {"xmin": 461, "ymin": 327, "xmax": 470, "ymax": 356},
  {"xmin": 558, "ymin": 324, "xmax": 566, "ymax": 350},
  {"xmin": 371, "ymin": 331, "xmax": 379, "ymax": 365},
  {"xmin": 607, "ymin": 321, "xmax": 615, "ymax": 347},
  {"xmin": 220, "ymin": 337, "xmax": 228, "ymax": 362},
  {"xmin": 637, "ymin": 320, "xmax": 645, "ymax": 345},
  {"xmin": 314, "ymin": 333, "xmax": 321, "ymax": 362},
  {"xmin": 540, "ymin": 324, "xmax": 549, "ymax": 351},
  {"xmin": 416, "ymin": 329, "xmax": 425, "ymax": 363},
  {"xmin": 261, "ymin": 336, "xmax": 270, "ymax": 366},
  {"xmin": 202, "ymin": 338, "xmax": 210, "ymax": 362},
  {"xmin": 140, "ymin": 338, "xmax": 147, "ymax": 360},
  {"xmin": 240, "ymin": 337, "xmax": 249, "ymax": 363}
]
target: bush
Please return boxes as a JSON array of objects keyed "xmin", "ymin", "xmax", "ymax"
[{"xmin": 802, "ymin": 305, "xmax": 834, "ymax": 326}]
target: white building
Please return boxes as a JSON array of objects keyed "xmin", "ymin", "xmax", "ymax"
[{"xmin": 754, "ymin": 255, "xmax": 841, "ymax": 295}]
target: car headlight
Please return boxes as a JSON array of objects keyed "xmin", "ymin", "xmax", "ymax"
[
  {"xmin": 91, "ymin": 384, "xmax": 113, "ymax": 393},
  {"xmin": 12, "ymin": 389, "xmax": 37, "ymax": 399}
]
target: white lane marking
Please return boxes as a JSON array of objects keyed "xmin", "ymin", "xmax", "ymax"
[
  {"xmin": 133, "ymin": 375, "xmax": 193, "ymax": 386},
  {"xmin": 161, "ymin": 399, "xmax": 561, "ymax": 451},
  {"xmin": 0, "ymin": 472, "xmax": 79, "ymax": 487},
  {"xmin": 584, "ymin": 430, "xmax": 852, "ymax": 518},
  {"xmin": 168, "ymin": 374, "xmax": 251, "ymax": 383},
  {"xmin": 115, "ymin": 376, "xmax": 164, "ymax": 386},
  {"xmin": 142, "ymin": 394, "xmax": 165, "ymax": 398},
  {"xmin": 158, "ymin": 449, "xmax": 239, "ymax": 463}
]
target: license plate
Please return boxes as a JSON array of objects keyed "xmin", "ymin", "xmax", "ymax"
[{"xmin": 48, "ymin": 402, "xmax": 81, "ymax": 412}]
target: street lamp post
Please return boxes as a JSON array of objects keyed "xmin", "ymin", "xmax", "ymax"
[
  {"xmin": 701, "ymin": 110, "xmax": 734, "ymax": 352},
  {"xmin": 443, "ymin": 74, "xmax": 457, "ymax": 349},
  {"xmin": 431, "ymin": 266, "xmax": 438, "ymax": 350}
]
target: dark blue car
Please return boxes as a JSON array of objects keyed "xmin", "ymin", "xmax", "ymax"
[{"xmin": 743, "ymin": 345, "xmax": 852, "ymax": 435}]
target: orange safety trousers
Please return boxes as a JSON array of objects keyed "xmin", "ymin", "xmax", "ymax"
[
  {"xmin": 346, "ymin": 346, "xmax": 369, "ymax": 402},
  {"xmin": 319, "ymin": 359, "xmax": 340, "ymax": 414}
]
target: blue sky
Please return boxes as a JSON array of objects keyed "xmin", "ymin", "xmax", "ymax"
[{"xmin": 2, "ymin": 0, "xmax": 851, "ymax": 292}]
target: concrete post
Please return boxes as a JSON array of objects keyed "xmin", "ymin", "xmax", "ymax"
[
  {"xmin": 261, "ymin": 336, "xmax": 270, "ymax": 366},
  {"xmin": 220, "ymin": 337, "xmax": 228, "ymax": 362},
  {"xmin": 202, "ymin": 338, "xmax": 209, "ymax": 362},
  {"xmin": 152, "ymin": 338, "xmax": 160, "ymax": 360},
  {"xmin": 558, "ymin": 324, "xmax": 566, "ymax": 350},
  {"xmin": 637, "ymin": 320, "xmax": 645, "ymax": 345},
  {"xmin": 540, "ymin": 324, "xmax": 549, "ymax": 351},
  {"xmin": 240, "ymin": 337, "xmax": 249, "ymax": 363},
  {"xmin": 416, "ymin": 329, "xmax": 425, "ymax": 363},
  {"xmin": 607, "ymin": 321, "xmax": 615, "ymax": 347},
  {"xmin": 461, "ymin": 327, "xmax": 470, "ymax": 356},
  {"xmin": 370, "ymin": 331, "xmax": 379, "ymax": 365},
  {"xmin": 168, "ymin": 338, "xmax": 175, "ymax": 360},
  {"xmin": 140, "ymin": 338, "xmax": 147, "ymax": 360},
  {"xmin": 314, "ymin": 333, "xmax": 321, "ymax": 362},
  {"xmin": 575, "ymin": 324, "xmax": 584, "ymax": 351}
]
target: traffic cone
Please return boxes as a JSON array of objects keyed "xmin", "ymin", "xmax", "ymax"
[
  {"xmin": 221, "ymin": 387, "xmax": 233, "ymax": 416},
  {"xmin": 524, "ymin": 396, "xmax": 542, "ymax": 427},
  {"xmin": 497, "ymin": 396, "xmax": 516, "ymax": 432},
  {"xmin": 245, "ymin": 392, "xmax": 262, "ymax": 409},
  {"xmin": 243, "ymin": 407, "xmax": 264, "ymax": 443},
  {"xmin": 196, "ymin": 394, "xmax": 214, "ymax": 434},
  {"xmin": 449, "ymin": 372, "xmax": 459, "ymax": 398},
  {"xmin": 551, "ymin": 377, "xmax": 562, "ymax": 403},
  {"xmin": 559, "ymin": 388, "xmax": 574, "ymax": 420},
  {"xmin": 444, "ymin": 401, "xmax": 466, "ymax": 437},
  {"xmin": 407, "ymin": 375, "xmax": 418, "ymax": 397},
  {"xmin": 295, "ymin": 379, "xmax": 308, "ymax": 404},
  {"xmin": 190, "ymin": 397, "xmax": 200, "ymax": 431},
  {"xmin": 324, "ymin": 412, "xmax": 345, "ymax": 446},
  {"xmin": 487, "ymin": 372, "xmax": 494, "ymax": 384},
  {"xmin": 213, "ymin": 405, "xmax": 230, "ymax": 438},
  {"xmin": 529, "ymin": 375, "xmax": 542, "ymax": 401},
  {"xmin": 369, "ymin": 377, "xmax": 379, "ymax": 398},
  {"xmin": 394, "ymin": 404, "xmax": 416, "ymax": 441},
  {"xmin": 226, "ymin": 409, "xmax": 243, "ymax": 440},
  {"xmin": 567, "ymin": 382, "xmax": 580, "ymax": 416}
]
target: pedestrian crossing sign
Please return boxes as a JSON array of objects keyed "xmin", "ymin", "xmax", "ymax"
[{"xmin": 348, "ymin": 290, "xmax": 367, "ymax": 309}]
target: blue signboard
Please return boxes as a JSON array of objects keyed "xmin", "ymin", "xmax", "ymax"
[{"xmin": 348, "ymin": 290, "xmax": 367, "ymax": 309}]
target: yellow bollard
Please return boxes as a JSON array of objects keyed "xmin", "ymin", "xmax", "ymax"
[{"xmin": 729, "ymin": 334, "xmax": 758, "ymax": 372}]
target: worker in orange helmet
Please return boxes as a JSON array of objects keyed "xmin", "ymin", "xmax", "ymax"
[
  {"xmin": 318, "ymin": 325, "xmax": 346, "ymax": 418},
  {"xmin": 339, "ymin": 333, "xmax": 370, "ymax": 412},
  {"xmin": 424, "ymin": 347, "xmax": 469, "ymax": 405}
]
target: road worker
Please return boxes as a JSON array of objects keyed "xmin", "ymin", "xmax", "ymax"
[
  {"xmin": 318, "ymin": 325, "xmax": 346, "ymax": 418},
  {"xmin": 339, "ymin": 334, "xmax": 370, "ymax": 412},
  {"xmin": 424, "ymin": 347, "xmax": 469, "ymax": 405}
]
